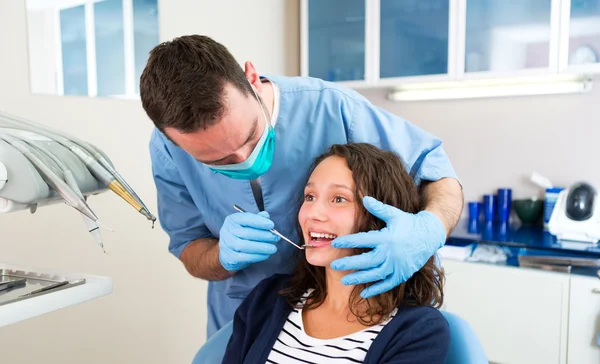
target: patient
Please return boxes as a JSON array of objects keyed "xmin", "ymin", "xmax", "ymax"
[{"xmin": 222, "ymin": 143, "xmax": 449, "ymax": 364}]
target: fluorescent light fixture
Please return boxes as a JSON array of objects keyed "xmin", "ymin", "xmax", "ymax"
[{"xmin": 387, "ymin": 75, "xmax": 593, "ymax": 101}]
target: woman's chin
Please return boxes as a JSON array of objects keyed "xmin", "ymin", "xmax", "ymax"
[
  {"xmin": 305, "ymin": 246, "xmax": 333, "ymax": 267},
  {"xmin": 306, "ymin": 255, "xmax": 333, "ymax": 267},
  {"xmin": 305, "ymin": 246, "xmax": 350, "ymax": 267}
]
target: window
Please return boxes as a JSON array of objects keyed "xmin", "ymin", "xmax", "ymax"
[{"xmin": 26, "ymin": 0, "xmax": 159, "ymax": 98}]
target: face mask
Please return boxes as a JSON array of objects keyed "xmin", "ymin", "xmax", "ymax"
[{"xmin": 207, "ymin": 85, "xmax": 276, "ymax": 180}]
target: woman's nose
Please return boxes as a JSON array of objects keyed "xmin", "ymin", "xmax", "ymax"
[{"xmin": 307, "ymin": 201, "xmax": 328, "ymax": 221}]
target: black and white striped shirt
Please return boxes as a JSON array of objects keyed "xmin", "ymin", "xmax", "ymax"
[{"xmin": 266, "ymin": 295, "xmax": 397, "ymax": 364}]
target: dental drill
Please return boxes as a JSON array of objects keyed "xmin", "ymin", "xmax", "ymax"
[{"xmin": 0, "ymin": 110, "xmax": 156, "ymax": 225}]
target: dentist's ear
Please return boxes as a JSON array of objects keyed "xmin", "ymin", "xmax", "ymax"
[{"xmin": 244, "ymin": 61, "xmax": 262, "ymax": 91}]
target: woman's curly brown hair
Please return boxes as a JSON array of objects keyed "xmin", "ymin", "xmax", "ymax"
[{"xmin": 279, "ymin": 143, "xmax": 445, "ymax": 325}]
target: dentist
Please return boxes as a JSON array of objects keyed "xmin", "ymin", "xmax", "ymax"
[{"xmin": 140, "ymin": 35, "xmax": 463, "ymax": 338}]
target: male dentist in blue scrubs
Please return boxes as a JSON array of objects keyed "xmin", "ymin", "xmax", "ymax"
[{"xmin": 140, "ymin": 35, "xmax": 464, "ymax": 338}]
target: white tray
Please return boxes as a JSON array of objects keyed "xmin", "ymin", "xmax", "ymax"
[{"xmin": 0, "ymin": 263, "xmax": 112, "ymax": 327}]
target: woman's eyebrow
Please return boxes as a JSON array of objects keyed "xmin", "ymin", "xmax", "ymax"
[
  {"xmin": 331, "ymin": 183, "xmax": 353, "ymax": 192},
  {"xmin": 305, "ymin": 182, "xmax": 353, "ymax": 192}
]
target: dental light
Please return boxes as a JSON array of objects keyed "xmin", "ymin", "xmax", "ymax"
[{"xmin": 387, "ymin": 75, "xmax": 593, "ymax": 101}]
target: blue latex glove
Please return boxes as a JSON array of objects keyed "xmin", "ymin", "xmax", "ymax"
[
  {"xmin": 218, "ymin": 211, "xmax": 279, "ymax": 272},
  {"xmin": 330, "ymin": 196, "xmax": 447, "ymax": 298}
]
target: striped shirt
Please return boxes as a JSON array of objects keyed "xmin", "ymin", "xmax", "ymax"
[{"xmin": 266, "ymin": 293, "xmax": 397, "ymax": 364}]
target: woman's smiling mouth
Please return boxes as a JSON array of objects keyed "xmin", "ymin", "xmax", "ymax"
[{"xmin": 307, "ymin": 231, "xmax": 338, "ymax": 248}]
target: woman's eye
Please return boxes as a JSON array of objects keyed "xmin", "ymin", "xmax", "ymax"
[
  {"xmin": 304, "ymin": 194, "xmax": 314, "ymax": 202},
  {"xmin": 333, "ymin": 196, "xmax": 347, "ymax": 203}
]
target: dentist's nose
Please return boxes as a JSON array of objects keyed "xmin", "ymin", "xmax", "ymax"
[{"xmin": 230, "ymin": 145, "xmax": 254, "ymax": 164}]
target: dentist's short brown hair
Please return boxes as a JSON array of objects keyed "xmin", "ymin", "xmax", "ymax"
[{"xmin": 140, "ymin": 34, "xmax": 253, "ymax": 133}]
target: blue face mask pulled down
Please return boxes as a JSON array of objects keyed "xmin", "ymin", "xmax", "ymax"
[{"xmin": 208, "ymin": 87, "xmax": 276, "ymax": 180}]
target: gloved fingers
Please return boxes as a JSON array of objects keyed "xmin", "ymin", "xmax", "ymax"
[
  {"xmin": 362, "ymin": 196, "xmax": 403, "ymax": 223},
  {"xmin": 229, "ymin": 211, "xmax": 275, "ymax": 230},
  {"xmin": 231, "ymin": 228, "xmax": 280, "ymax": 244},
  {"xmin": 416, "ymin": 210, "xmax": 448, "ymax": 245},
  {"xmin": 330, "ymin": 249, "xmax": 386, "ymax": 271},
  {"xmin": 230, "ymin": 240, "xmax": 278, "ymax": 255},
  {"xmin": 340, "ymin": 263, "xmax": 391, "ymax": 286},
  {"xmin": 360, "ymin": 276, "xmax": 400, "ymax": 299},
  {"xmin": 331, "ymin": 231, "xmax": 386, "ymax": 249},
  {"xmin": 257, "ymin": 211, "xmax": 270, "ymax": 219}
]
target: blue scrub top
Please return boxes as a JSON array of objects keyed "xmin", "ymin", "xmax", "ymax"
[{"xmin": 149, "ymin": 75, "xmax": 458, "ymax": 338}]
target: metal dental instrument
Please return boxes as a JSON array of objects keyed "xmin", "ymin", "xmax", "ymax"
[
  {"xmin": 22, "ymin": 137, "xmax": 108, "ymax": 253},
  {"xmin": 233, "ymin": 205, "xmax": 308, "ymax": 250},
  {"xmin": 0, "ymin": 111, "xmax": 156, "ymax": 224},
  {"xmin": 18, "ymin": 280, "xmax": 71, "ymax": 298},
  {"xmin": 0, "ymin": 133, "xmax": 99, "ymax": 222}
]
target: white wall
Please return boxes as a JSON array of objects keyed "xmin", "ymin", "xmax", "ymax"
[
  {"xmin": 359, "ymin": 83, "xmax": 600, "ymax": 205},
  {"xmin": 0, "ymin": 1, "xmax": 298, "ymax": 363}
]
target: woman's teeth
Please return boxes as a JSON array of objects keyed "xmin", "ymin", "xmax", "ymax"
[{"xmin": 309, "ymin": 232, "xmax": 337, "ymax": 240}]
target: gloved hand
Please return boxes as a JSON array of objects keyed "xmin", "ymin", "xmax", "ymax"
[
  {"xmin": 330, "ymin": 196, "xmax": 447, "ymax": 299},
  {"xmin": 218, "ymin": 211, "xmax": 280, "ymax": 272}
]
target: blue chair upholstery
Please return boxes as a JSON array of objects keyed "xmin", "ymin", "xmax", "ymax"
[
  {"xmin": 192, "ymin": 311, "xmax": 487, "ymax": 364},
  {"xmin": 440, "ymin": 311, "xmax": 488, "ymax": 364},
  {"xmin": 192, "ymin": 320, "xmax": 233, "ymax": 364}
]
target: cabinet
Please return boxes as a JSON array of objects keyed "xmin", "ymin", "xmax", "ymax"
[
  {"xmin": 304, "ymin": 0, "xmax": 366, "ymax": 83},
  {"xmin": 442, "ymin": 259, "xmax": 600, "ymax": 363},
  {"xmin": 442, "ymin": 260, "xmax": 570, "ymax": 364},
  {"xmin": 560, "ymin": 0, "xmax": 600, "ymax": 72},
  {"xmin": 567, "ymin": 275, "xmax": 600, "ymax": 363},
  {"xmin": 379, "ymin": 0, "xmax": 451, "ymax": 79},
  {"xmin": 462, "ymin": 0, "xmax": 557, "ymax": 75},
  {"xmin": 301, "ymin": 0, "xmax": 600, "ymax": 88}
]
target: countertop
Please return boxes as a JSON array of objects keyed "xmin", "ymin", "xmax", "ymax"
[{"xmin": 448, "ymin": 218, "xmax": 600, "ymax": 258}]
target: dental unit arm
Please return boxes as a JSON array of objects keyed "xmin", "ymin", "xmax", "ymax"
[{"xmin": 0, "ymin": 110, "xmax": 156, "ymax": 252}]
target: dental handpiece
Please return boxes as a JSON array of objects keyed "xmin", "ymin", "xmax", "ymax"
[
  {"xmin": 0, "ymin": 133, "xmax": 98, "ymax": 222},
  {"xmin": 0, "ymin": 111, "xmax": 156, "ymax": 224},
  {"xmin": 54, "ymin": 142, "xmax": 154, "ymax": 225},
  {"xmin": 61, "ymin": 135, "xmax": 155, "ymax": 223},
  {"xmin": 92, "ymin": 152, "xmax": 155, "ymax": 223},
  {"xmin": 232, "ymin": 205, "xmax": 309, "ymax": 250},
  {"xmin": 0, "ymin": 116, "xmax": 156, "ymax": 227},
  {"xmin": 52, "ymin": 139, "xmax": 155, "ymax": 222},
  {"xmin": 25, "ymin": 139, "xmax": 107, "ymax": 253},
  {"xmin": 2, "ymin": 128, "xmax": 111, "ymax": 252},
  {"xmin": 68, "ymin": 144, "xmax": 153, "ymax": 223}
]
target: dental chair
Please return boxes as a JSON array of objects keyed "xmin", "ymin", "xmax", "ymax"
[{"xmin": 191, "ymin": 311, "xmax": 488, "ymax": 364}]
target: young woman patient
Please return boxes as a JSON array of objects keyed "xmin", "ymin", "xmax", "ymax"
[{"xmin": 222, "ymin": 143, "xmax": 449, "ymax": 364}]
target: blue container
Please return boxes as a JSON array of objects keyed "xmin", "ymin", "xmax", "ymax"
[
  {"xmin": 468, "ymin": 201, "xmax": 482, "ymax": 222},
  {"xmin": 544, "ymin": 187, "xmax": 565, "ymax": 226},
  {"xmin": 496, "ymin": 188, "xmax": 512, "ymax": 223},
  {"xmin": 483, "ymin": 194, "xmax": 496, "ymax": 221}
]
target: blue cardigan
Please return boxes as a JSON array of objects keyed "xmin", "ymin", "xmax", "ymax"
[{"xmin": 222, "ymin": 274, "xmax": 450, "ymax": 363}]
